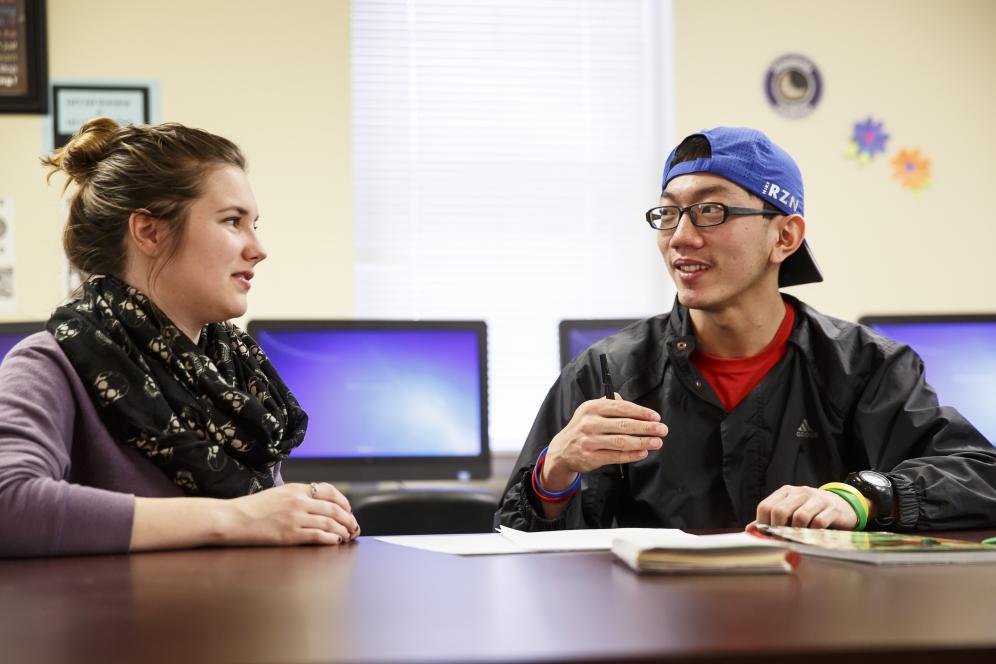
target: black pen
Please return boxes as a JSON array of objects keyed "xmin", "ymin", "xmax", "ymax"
[{"xmin": 600, "ymin": 354, "xmax": 625, "ymax": 480}]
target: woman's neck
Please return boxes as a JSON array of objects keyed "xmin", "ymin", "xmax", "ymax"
[{"xmin": 117, "ymin": 267, "xmax": 202, "ymax": 344}]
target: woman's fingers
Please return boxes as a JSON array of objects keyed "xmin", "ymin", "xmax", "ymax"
[
  {"xmin": 301, "ymin": 514, "xmax": 352, "ymax": 542},
  {"xmin": 307, "ymin": 482, "xmax": 352, "ymax": 513}
]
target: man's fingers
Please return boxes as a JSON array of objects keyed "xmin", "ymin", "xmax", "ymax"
[
  {"xmin": 757, "ymin": 488, "xmax": 809, "ymax": 526},
  {"xmin": 587, "ymin": 397, "xmax": 661, "ymax": 422},
  {"xmin": 809, "ymin": 508, "xmax": 837, "ymax": 530},
  {"xmin": 771, "ymin": 494, "xmax": 810, "ymax": 526},
  {"xmin": 756, "ymin": 486, "xmax": 861, "ymax": 530},
  {"xmin": 791, "ymin": 502, "xmax": 822, "ymax": 528},
  {"xmin": 585, "ymin": 415, "xmax": 668, "ymax": 439},
  {"xmin": 755, "ymin": 486, "xmax": 791, "ymax": 524},
  {"xmin": 581, "ymin": 433, "xmax": 663, "ymax": 453},
  {"xmin": 597, "ymin": 449, "xmax": 650, "ymax": 466}
]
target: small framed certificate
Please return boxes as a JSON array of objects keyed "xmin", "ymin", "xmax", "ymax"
[
  {"xmin": 0, "ymin": 0, "xmax": 48, "ymax": 114},
  {"xmin": 52, "ymin": 84, "xmax": 151, "ymax": 148}
]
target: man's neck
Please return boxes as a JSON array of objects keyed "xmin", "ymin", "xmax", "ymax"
[{"xmin": 688, "ymin": 292, "xmax": 787, "ymax": 358}]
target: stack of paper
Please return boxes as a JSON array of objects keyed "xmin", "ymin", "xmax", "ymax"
[{"xmin": 611, "ymin": 531, "xmax": 798, "ymax": 575}]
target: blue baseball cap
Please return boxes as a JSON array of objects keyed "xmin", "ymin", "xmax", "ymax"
[{"xmin": 661, "ymin": 127, "xmax": 823, "ymax": 287}]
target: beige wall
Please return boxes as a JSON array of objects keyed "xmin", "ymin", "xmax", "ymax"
[
  {"xmin": 0, "ymin": 0, "xmax": 353, "ymax": 322},
  {"xmin": 674, "ymin": 0, "xmax": 996, "ymax": 321},
  {"xmin": 2, "ymin": 0, "xmax": 996, "ymax": 325}
]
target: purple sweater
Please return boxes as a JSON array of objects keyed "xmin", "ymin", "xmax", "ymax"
[{"xmin": 0, "ymin": 332, "xmax": 281, "ymax": 558}]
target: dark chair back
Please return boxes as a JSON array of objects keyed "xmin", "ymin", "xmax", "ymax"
[{"xmin": 351, "ymin": 489, "xmax": 498, "ymax": 536}]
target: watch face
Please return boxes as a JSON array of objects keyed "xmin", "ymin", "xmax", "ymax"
[{"xmin": 859, "ymin": 471, "xmax": 890, "ymax": 489}]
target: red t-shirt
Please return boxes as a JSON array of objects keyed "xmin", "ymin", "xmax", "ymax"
[{"xmin": 690, "ymin": 302, "xmax": 796, "ymax": 412}]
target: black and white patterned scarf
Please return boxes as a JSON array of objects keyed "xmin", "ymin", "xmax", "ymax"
[{"xmin": 46, "ymin": 274, "xmax": 307, "ymax": 498}]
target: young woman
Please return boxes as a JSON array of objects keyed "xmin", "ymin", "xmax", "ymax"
[{"xmin": 0, "ymin": 118, "xmax": 359, "ymax": 557}]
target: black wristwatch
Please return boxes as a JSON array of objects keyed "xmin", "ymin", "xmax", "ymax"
[{"xmin": 845, "ymin": 470, "xmax": 895, "ymax": 525}]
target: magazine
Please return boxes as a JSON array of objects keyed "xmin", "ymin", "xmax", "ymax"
[{"xmin": 754, "ymin": 524, "xmax": 996, "ymax": 565}]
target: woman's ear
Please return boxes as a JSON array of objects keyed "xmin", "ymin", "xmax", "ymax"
[
  {"xmin": 770, "ymin": 214, "xmax": 806, "ymax": 266},
  {"xmin": 128, "ymin": 209, "xmax": 168, "ymax": 258}
]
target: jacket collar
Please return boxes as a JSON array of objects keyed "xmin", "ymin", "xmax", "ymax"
[
  {"xmin": 664, "ymin": 292, "xmax": 810, "ymax": 357},
  {"xmin": 621, "ymin": 292, "xmax": 812, "ymax": 401},
  {"xmin": 665, "ymin": 296, "xmax": 698, "ymax": 358}
]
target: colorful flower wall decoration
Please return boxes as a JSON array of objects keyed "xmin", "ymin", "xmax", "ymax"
[
  {"xmin": 890, "ymin": 148, "xmax": 931, "ymax": 193},
  {"xmin": 845, "ymin": 117, "xmax": 889, "ymax": 164},
  {"xmin": 844, "ymin": 116, "xmax": 932, "ymax": 195}
]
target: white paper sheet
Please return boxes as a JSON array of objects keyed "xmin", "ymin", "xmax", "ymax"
[
  {"xmin": 375, "ymin": 533, "xmax": 529, "ymax": 556},
  {"xmin": 375, "ymin": 527, "xmax": 697, "ymax": 556},
  {"xmin": 498, "ymin": 525, "xmax": 693, "ymax": 552}
]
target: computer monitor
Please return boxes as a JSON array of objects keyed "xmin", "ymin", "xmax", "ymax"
[
  {"xmin": 859, "ymin": 314, "xmax": 996, "ymax": 446},
  {"xmin": 558, "ymin": 318, "xmax": 638, "ymax": 368},
  {"xmin": 0, "ymin": 322, "xmax": 45, "ymax": 366},
  {"xmin": 246, "ymin": 319, "xmax": 490, "ymax": 482}
]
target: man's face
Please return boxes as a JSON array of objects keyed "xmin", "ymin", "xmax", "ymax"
[{"xmin": 657, "ymin": 173, "xmax": 781, "ymax": 312}]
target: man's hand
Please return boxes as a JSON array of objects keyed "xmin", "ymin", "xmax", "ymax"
[
  {"xmin": 754, "ymin": 485, "xmax": 858, "ymax": 530},
  {"xmin": 541, "ymin": 396, "xmax": 667, "ymax": 492}
]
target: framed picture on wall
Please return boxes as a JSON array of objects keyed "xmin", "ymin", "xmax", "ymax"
[
  {"xmin": 51, "ymin": 84, "xmax": 151, "ymax": 148},
  {"xmin": 0, "ymin": 0, "xmax": 48, "ymax": 114}
]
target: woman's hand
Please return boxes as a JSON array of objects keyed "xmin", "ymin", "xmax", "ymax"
[{"xmin": 222, "ymin": 482, "xmax": 361, "ymax": 546}]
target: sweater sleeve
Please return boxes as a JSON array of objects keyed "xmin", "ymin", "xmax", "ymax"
[
  {"xmin": 0, "ymin": 335, "xmax": 135, "ymax": 557},
  {"xmin": 851, "ymin": 344, "xmax": 996, "ymax": 530}
]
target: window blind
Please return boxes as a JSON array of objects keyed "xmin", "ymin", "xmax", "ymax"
[{"xmin": 352, "ymin": 0, "xmax": 675, "ymax": 453}]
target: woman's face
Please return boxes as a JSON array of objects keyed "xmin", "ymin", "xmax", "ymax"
[{"xmin": 152, "ymin": 165, "xmax": 267, "ymax": 337}]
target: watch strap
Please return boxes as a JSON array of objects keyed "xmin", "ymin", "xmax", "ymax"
[{"xmin": 845, "ymin": 471, "xmax": 895, "ymax": 526}]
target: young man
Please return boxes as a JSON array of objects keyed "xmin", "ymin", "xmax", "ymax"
[{"xmin": 498, "ymin": 127, "xmax": 996, "ymax": 532}]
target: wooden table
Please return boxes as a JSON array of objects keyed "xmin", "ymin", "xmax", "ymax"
[{"xmin": 3, "ymin": 530, "xmax": 996, "ymax": 663}]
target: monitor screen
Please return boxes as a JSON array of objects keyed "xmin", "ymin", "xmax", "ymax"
[
  {"xmin": 0, "ymin": 322, "xmax": 45, "ymax": 366},
  {"xmin": 859, "ymin": 314, "xmax": 996, "ymax": 446},
  {"xmin": 246, "ymin": 320, "xmax": 490, "ymax": 482},
  {"xmin": 558, "ymin": 319, "xmax": 638, "ymax": 368}
]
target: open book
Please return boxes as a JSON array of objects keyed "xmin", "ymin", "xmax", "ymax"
[
  {"xmin": 611, "ymin": 530, "xmax": 799, "ymax": 575},
  {"xmin": 753, "ymin": 525, "xmax": 996, "ymax": 565}
]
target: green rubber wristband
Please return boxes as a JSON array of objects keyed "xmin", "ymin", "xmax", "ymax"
[{"xmin": 825, "ymin": 487, "xmax": 868, "ymax": 531}]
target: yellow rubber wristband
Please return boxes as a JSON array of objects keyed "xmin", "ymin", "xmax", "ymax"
[{"xmin": 820, "ymin": 481, "xmax": 871, "ymax": 518}]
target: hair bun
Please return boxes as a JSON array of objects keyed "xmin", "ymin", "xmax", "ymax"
[{"xmin": 47, "ymin": 117, "xmax": 121, "ymax": 184}]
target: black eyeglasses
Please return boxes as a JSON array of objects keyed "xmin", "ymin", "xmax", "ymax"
[{"xmin": 645, "ymin": 202, "xmax": 782, "ymax": 231}]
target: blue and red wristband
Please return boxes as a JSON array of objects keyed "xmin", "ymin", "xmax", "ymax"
[{"xmin": 531, "ymin": 446, "xmax": 582, "ymax": 503}]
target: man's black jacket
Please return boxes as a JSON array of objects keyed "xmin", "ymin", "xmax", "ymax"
[{"xmin": 498, "ymin": 295, "xmax": 996, "ymax": 531}]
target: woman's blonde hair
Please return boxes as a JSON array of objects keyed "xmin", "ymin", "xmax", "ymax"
[{"xmin": 42, "ymin": 118, "xmax": 247, "ymax": 280}]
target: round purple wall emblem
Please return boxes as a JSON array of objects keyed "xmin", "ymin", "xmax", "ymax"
[{"xmin": 765, "ymin": 53, "xmax": 822, "ymax": 119}]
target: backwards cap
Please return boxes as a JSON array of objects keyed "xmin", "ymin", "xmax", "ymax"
[{"xmin": 661, "ymin": 127, "xmax": 822, "ymax": 287}]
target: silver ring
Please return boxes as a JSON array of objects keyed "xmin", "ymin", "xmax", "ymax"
[{"xmin": 309, "ymin": 482, "xmax": 319, "ymax": 499}]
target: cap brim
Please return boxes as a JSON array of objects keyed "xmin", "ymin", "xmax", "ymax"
[{"xmin": 779, "ymin": 240, "xmax": 823, "ymax": 288}]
